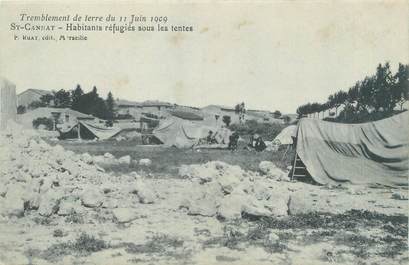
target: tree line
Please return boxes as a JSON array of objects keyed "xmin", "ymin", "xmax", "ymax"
[
  {"xmin": 19, "ymin": 85, "xmax": 116, "ymax": 123},
  {"xmin": 296, "ymin": 62, "xmax": 409, "ymax": 122}
]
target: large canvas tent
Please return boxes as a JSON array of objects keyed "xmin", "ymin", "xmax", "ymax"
[
  {"xmin": 294, "ymin": 112, "xmax": 409, "ymax": 186},
  {"xmin": 153, "ymin": 117, "xmax": 231, "ymax": 148}
]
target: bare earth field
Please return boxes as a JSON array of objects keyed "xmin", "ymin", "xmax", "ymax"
[
  {"xmin": 53, "ymin": 139, "xmax": 293, "ymax": 175},
  {"xmin": 0, "ymin": 135, "xmax": 408, "ymax": 265}
]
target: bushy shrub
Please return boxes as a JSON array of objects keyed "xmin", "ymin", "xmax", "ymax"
[
  {"xmin": 32, "ymin": 117, "xmax": 54, "ymax": 130},
  {"xmin": 17, "ymin": 105, "xmax": 26, "ymax": 114},
  {"xmin": 331, "ymin": 108, "xmax": 405, "ymax": 124},
  {"xmin": 229, "ymin": 120, "xmax": 285, "ymax": 141}
]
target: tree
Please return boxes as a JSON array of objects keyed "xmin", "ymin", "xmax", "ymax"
[
  {"xmin": 310, "ymin": 102, "xmax": 321, "ymax": 118},
  {"xmin": 72, "ymin": 86, "xmax": 109, "ymax": 119},
  {"xmin": 298, "ymin": 62, "xmax": 408, "ymax": 123},
  {"xmin": 392, "ymin": 63, "xmax": 409, "ymax": 110},
  {"xmin": 334, "ymin": 91, "xmax": 349, "ymax": 119},
  {"xmin": 53, "ymin": 89, "xmax": 72, "ymax": 108},
  {"xmin": 105, "ymin": 91, "xmax": 115, "ymax": 125},
  {"xmin": 17, "ymin": 105, "xmax": 26, "ymax": 114},
  {"xmin": 39, "ymin": 93, "xmax": 54, "ymax": 107},
  {"xmin": 358, "ymin": 76, "xmax": 375, "ymax": 112},
  {"xmin": 297, "ymin": 103, "xmax": 313, "ymax": 118},
  {"xmin": 373, "ymin": 63, "xmax": 395, "ymax": 112},
  {"xmin": 282, "ymin": 115, "xmax": 291, "ymax": 124},
  {"xmin": 319, "ymin": 102, "xmax": 330, "ymax": 118},
  {"xmin": 235, "ymin": 102, "xmax": 246, "ymax": 123},
  {"xmin": 32, "ymin": 117, "xmax": 54, "ymax": 130},
  {"xmin": 71, "ymin": 84, "xmax": 84, "ymax": 111},
  {"xmin": 273, "ymin": 110, "xmax": 281, "ymax": 119},
  {"xmin": 348, "ymin": 83, "xmax": 359, "ymax": 104},
  {"xmin": 28, "ymin": 100, "xmax": 46, "ymax": 109},
  {"xmin": 234, "ymin": 104, "xmax": 240, "ymax": 114},
  {"xmin": 222, "ymin": 115, "xmax": 231, "ymax": 127}
]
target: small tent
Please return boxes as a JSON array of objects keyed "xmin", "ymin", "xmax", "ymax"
[
  {"xmin": 59, "ymin": 121, "xmax": 121, "ymax": 140},
  {"xmin": 153, "ymin": 117, "xmax": 230, "ymax": 148},
  {"xmin": 273, "ymin": 125, "xmax": 298, "ymax": 145},
  {"xmin": 293, "ymin": 111, "xmax": 409, "ymax": 186}
]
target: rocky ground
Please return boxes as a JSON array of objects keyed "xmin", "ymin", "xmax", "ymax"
[{"xmin": 0, "ymin": 124, "xmax": 407, "ymax": 265}]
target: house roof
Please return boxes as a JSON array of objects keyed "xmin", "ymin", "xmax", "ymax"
[
  {"xmin": 202, "ymin": 105, "xmax": 235, "ymax": 111},
  {"xmin": 116, "ymin": 99, "xmax": 139, "ymax": 106},
  {"xmin": 139, "ymin": 100, "xmax": 173, "ymax": 107},
  {"xmin": 18, "ymin": 88, "xmax": 52, "ymax": 97},
  {"xmin": 23, "ymin": 107, "xmax": 94, "ymax": 119},
  {"xmin": 116, "ymin": 99, "xmax": 174, "ymax": 108}
]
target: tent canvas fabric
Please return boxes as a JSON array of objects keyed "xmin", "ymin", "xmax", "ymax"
[
  {"xmin": 80, "ymin": 121, "xmax": 121, "ymax": 140},
  {"xmin": 59, "ymin": 121, "xmax": 121, "ymax": 140},
  {"xmin": 274, "ymin": 125, "xmax": 297, "ymax": 145},
  {"xmin": 153, "ymin": 117, "xmax": 231, "ymax": 148},
  {"xmin": 295, "ymin": 112, "xmax": 409, "ymax": 186}
]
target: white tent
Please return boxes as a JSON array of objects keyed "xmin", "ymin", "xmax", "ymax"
[
  {"xmin": 273, "ymin": 125, "xmax": 298, "ymax": 145},
  {"xmin": 153, "ymin": 117, "xmax": 231, "ymax": 148}
]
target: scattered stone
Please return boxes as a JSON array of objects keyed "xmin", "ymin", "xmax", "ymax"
[
  {"xmin": 58, "ymin": 198, "xmax": 82, "ymax": 216},
  {"xmin": 81, "ymin": 153, "xmax": 93, "ymax": 164},
  {"xmin": 134, "ymin": 180, "xmax": 156, "ymax": 204},
  {"xmin": 266, "ymin": 231, "xmax": 279, "ymax": 244},
  {"xmin": 112, "ymin": 208, "xmax": 138, "ymax": 223},
  {"xmin": 218, "ymin": 175, "xmax": 241, "ymax": 194},
  {"xmin": 38, "ymin": 190, "xmax": 61, "ymax": 217},
  {"xmin": 118, "ymin": 155, "xmax": 131, "ymax": 165},
  {"xmin": 2, "ymin": 192, "xmax": 25, "ymax": 217},
  {"xmin": 102, "ymin": 199, "xmax": 118, "ymax": 209},
  {"xmin": 139, "ymin": 158, "xmax": 152, "ymax": 167},
  {"xmin": 259, "ymin": 161, "xmax": 289, "ymax": 181},
  {"xmin": 188, "ymin": 197, "xmax": 218, "ymax": 217},
  {"xmin": 265, "ymin": 193, "xmax": 290, "ymax": 216},
  {"xmin": 25, "ymin": 192, "xmax": 40, "ymax": 210},
  {"xmin": 104, "ymin": 152, "xmax": 114, "ymax": 159},
  {"xmin": 81, "ymin": 188, "xmax": 103, "ymax": 208},
  {"xmin": 288, "ymin": 193, "xmax": 333, "ymax": 215},
  {"xmin": 217, "ymin": 194, "xmax": 244, "ymax": 220},
  {"xmin": 391, "ymin": 192, "xmax": 408, "ymax": 200},
  {"xmin": 243, "ymin": 198, "xmax": 271, "ymax": 217}
]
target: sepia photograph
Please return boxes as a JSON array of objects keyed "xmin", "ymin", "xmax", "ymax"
[{"xmin": 0, "ymin": 0, "xmax": 408, "ymax": 264}]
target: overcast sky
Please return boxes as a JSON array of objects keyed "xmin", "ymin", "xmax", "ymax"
[{"xmin": 1, "ymin": 0, "xmax": 408, "ymax": 113}]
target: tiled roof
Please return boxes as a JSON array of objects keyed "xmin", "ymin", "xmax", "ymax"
[{"xmin": 18, "ymin": 89, "xmax": 52, "ymax": 96}]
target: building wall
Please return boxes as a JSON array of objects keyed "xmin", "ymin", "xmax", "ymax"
[
  {"xmin": 0, "ymin": 79, "xmax": 17, "ymax": 130},
  {"xmin": 17, "ymin": 107, "xmax": 91, "ymax": 130},
  {"xmin": 117, "ymin": 105, "xmax": 173, "ymax": 119},
  {"xmin": 17, "ymin": 90, "xmax": 43, "ymax": 108}
]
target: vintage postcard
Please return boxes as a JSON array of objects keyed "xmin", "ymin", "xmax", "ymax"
[{"xmin": 0, "ymin": 0, "xmax": 408, "ymax": 264}]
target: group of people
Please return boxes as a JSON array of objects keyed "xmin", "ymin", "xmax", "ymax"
[
  {"xmin": 203, "ymin": 130, "xmax": 267, "ymax": 152},
  {"xmin": 227, "ymin": 132, "xmax": 266, "ymax": 152},
  {"xmin": 246, "ymin": 133, "xmax": 267, "ymax": 152}
]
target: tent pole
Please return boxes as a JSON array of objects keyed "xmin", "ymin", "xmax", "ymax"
[
  {"xmin": 77, "ymin": 121, "xmax": 81, "ymax": 140},
  {"xmin": 290, "ymin": 152, "xmax": 298, "ymax": 181},
  {"xmin": 281, "ymin": 145, "xmax": 290, "ymax": 162}
]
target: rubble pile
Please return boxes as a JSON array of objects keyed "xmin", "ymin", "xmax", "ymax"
[
  {"xmin": 0, "ymin": 123, "xmax": 156, "ymax": 221},
  {"xmin": 92, "ymin": 153, "xmax": 132, "ymax": 167},
  {"xmin": 258, "ymin": 161, "xmax": 290, "ymax": 181},
  {"xmin": 178, "ymin": 161, "xmax": 290, "ymax": 220}
]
